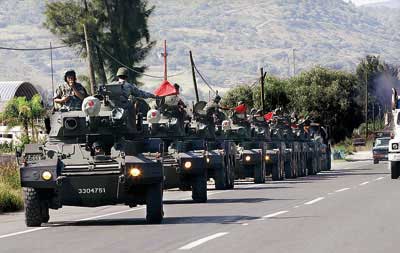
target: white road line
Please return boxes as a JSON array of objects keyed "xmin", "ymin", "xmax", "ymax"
[
  {"xmin": 179, "ymin": 232, "xmax": 229, "ymax": 250},
  {"xmin": 335, "ymin": 188, "xmax": 350, "ymax": 193},
  {"xmin": 293, "ymin": 206, "xmax": 300, "ymax": 208},
  {"xmin": 0, "ymin": 228, "xmax": 47, "ymax": 240},
  {"xmin": 304, "ymin": 197, "xmax": 325, "ymax": 205},
  {"xmin": 242, "ymin": 223, "xmax": 249, "ymax": 226},
  {"xmin": 359, "ymin": 181, "xmax": 370, "ymax": 186},
  {"xmin": 374, "ymin": 177, "xmax": 384, "ymax": 181},
  {"xmin": 263, "ymin": 210, "xmax": 289, "ymax": 218}
]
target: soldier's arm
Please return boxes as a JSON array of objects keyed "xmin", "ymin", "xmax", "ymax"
[
  {"xmin": 131, "ymin": 84, "xmax": 156, "ymax": 99},
  {"xmin": 71, "ymin": 84, "xmax": 87, "ymax": 100}
]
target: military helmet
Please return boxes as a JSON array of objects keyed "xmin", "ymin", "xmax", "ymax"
[
  {"xmin": 213, "ymin": 95, "xmax": 221, "ymax": 103},
  {"xmin": 64, "ymin": 69, "xmax": 76, "ymax": 82},
  {"xmin": 116, "ymin": 67, "xmax": 129, "ymax": 78}
]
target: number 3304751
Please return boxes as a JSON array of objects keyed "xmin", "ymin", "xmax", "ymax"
[{"xmin": 78, "ymin": 188, "xmax": 106, "ymax": 194}]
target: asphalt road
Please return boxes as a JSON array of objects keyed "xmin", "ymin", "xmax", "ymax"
[{"xmin": 0, "ymin": 160, "xmax": 397, "ymax": 253}]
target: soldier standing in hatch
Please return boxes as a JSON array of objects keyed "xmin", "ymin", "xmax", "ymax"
[
  {"xmin": 54, "ymin": 70, "xmax": 88, "ymax": 110},
  {"xmin": 115, "ymin": 67, "xmax": 157, "ymax": 107}
]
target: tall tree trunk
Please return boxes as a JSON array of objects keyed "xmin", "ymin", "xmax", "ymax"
[{"xmin": 95, "ymin": 43, "xmax": 108, "ymax": 84}]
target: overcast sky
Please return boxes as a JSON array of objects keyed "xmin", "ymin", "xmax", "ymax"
[{"xmin": 348, "ymin": 0, "xmax": 391, "ymax": 5}]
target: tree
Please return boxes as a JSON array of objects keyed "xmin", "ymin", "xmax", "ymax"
[
  {"xmin": 221, "ymin": 85, "xmax": 254, "ymax": 109},
  {"xmin": 289, "ymin": 67, "xmax": 363, "ymax": 142},
  {"xmin": 44, "ymin": 0, "xmax": 155, "ymax": 84},
  {"xmin": 1, "ymin": 95, "xmax": 45, "ymax": 143},
  {"xmin": 253, "ymin": 75, "xmax": 290, "ymax": 112},
  {"xmin": 355, "ymin": 55, "xmax": 400, "ymax": 121}
]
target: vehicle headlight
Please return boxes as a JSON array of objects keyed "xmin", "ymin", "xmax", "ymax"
[
  {"xmin": 41, "ymin": 171, "xmax": 52, "ymax": 181},
  {"xmin": 206, "ymin": 157, "xmax": 210, "ymax": 163},
  {"xmin": 184, "ymin": 161, "xmax": 192, "ymax": 169},
  {"xmin": 245, "ymin": 155, "xmax": 251, "ymax": 162},
  {"xmin": 129, "ymin": 167, "xmax": 141, "ymax": 177},
  {"xmin": 265, "ymin": 155, "xmax": 270, "ymax": 161},
  {"xmin": 392, "ymin": 143, "xmax": 399, "ymax": 150}
]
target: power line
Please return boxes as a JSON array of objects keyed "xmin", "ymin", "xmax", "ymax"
[
  {"xmin": 193, "ymin": 62, "xmax": 216, "ymax": 94},
  {"xmin": 91, "ymin": 39, "xmax": 188, "ymax": 79},
  {"xmin": 0, "ymin": 41, "xmax": 84, "ymax": 51}
]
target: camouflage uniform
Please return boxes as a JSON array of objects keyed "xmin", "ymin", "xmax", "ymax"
[
  {"xmin": 54, "ymin": 82, "xmax": 88, "ymax": 110},
  {"xmin": 117, "ymin": 80, "xmax": 156, "ymax": 107}
]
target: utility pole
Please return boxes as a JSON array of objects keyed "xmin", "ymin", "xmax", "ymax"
[
  {"xmin": 189, "ymin": 51, "xmax": 200, "ymax": 103},
  {"xmin": 50, "ymin": 42, "xmax": 54, "ymax": 107},
  {"xmin": 365, "ymin": 72, "xmax": 368, "ymax": 140},
  {"xmin": 83, "ymin": 23, "xmax": 96, "ymax": 95},
  {"xmin": 162, "ymin": 40, "xmax": 168, "ymax": 81},
  {"xmin": 260, "ymin": 67, "xmax": 266, "ymax": 114},
  {"xmin": 82, "ymin": 0, "xmax": 96, "ymax": 94},
  {"xmin": 292, "ymin": 48, "xmax": 296, "ymax": 76}
]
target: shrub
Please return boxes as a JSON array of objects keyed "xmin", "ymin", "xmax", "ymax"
[{"xmin": 0, "ymin": 163, "xmax": 23, "ymax": 212}]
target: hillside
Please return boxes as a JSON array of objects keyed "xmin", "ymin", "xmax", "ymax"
[{"xmin": 0, "ymin": 0, "xmax": 399, "ymax": 101}]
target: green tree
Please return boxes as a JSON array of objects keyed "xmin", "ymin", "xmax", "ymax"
[
  {"xmin": 44, "ymin": 0, "xmax": 155, "ymax": 84},
  {"xmin": 253, "ymin": 75, "xmax": 290, "ymax": 112},
  {"xmin": 1, "ymin": 95, "xmax": 45, "ymax": 143},
  {"xmin": 289, "ymin": 67, "xmax": 363, "ymax": 142},
  {"xmin": 221, "ymin": 85, "xmax": 254, "ymax": 109},
  {"xmin": 355, "ymin": 55, "xmax": 400, "ymax": 121}
]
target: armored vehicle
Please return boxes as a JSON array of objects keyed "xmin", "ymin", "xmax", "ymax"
[
  {"xmin": 146, "ymin": 96, "xmax": 208, "ymax": 202},
  {"xmin": 309, "ymin": 123, "xmax": 331, "ymax": 171},
  {"xmin": 222, "ymin": 110, "xmax": 268, "ymax": 184},
  {"xmin": 190, "ymin": 100, "xmax": 236, "ymax": 190},
  {"xmin": 250, "ymin": 111, "xmax": 285, "ymax": 181},
  {"xmin": 269, "ymin": 116, "xmax": 299, "ymax": 179},
  {"xmin": 18, "ymin": 84, "xmax": 164, "ymax": 227}
]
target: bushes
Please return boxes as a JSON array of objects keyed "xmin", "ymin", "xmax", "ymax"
[{"xmin": 0, "ymin": 163, "xmax": 23, "ymax": 212}]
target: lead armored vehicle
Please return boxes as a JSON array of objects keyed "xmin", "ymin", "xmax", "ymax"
[{"xmin": 18, "ymin": 84, "xmax": 164, "ymax": 226}]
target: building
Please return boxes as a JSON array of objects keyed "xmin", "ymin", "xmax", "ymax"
[
  {"xmin": 0, "ymin": 81, "xmax": 39, "ymax": 113},
  {"xmin": 0, "ymin": 81, "xmax": 40, "ymax": 144}
]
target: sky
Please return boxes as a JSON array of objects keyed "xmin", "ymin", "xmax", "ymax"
[{"xmin": 348, "ymin": 0, "xmax": 392, "ymax": 5}]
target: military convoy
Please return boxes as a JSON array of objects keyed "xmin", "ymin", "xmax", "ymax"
[{"xmin": 17, "ymin": 81, "xmax": 331, "ymax": 227}]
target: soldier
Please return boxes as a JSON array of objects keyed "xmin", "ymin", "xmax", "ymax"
[
  {"xmin": 115, "ymin": 67, "xmax": 157, "ymax": 106},
  {"xmin": 54, "ymin": 70, "xmax": 88, "ymax": 110}
]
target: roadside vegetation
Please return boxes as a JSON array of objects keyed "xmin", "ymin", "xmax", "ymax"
[
  {"xmin": 222, "ymin": 55, "xmax": 399, "ymax": 144},
  {"xmin": 0, "ymin": 163, "xmax": 23, "ymax": 213}
]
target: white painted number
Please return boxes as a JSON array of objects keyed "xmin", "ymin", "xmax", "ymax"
[{"xmin": 78, "ymin": 188, "xmax": 106, "ymax": 194}]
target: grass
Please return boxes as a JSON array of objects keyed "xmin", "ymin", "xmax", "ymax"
[{"xmin": 0, "ymin": 163, "xmax": 23, "ymax": 213}]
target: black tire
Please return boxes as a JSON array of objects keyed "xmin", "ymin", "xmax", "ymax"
[
  {"xmin": 41, "ymin": 202, "xmax": 50, "ymax": 223},
  {"xmin": 226, "ymin": 156, "xmax": 235, "ymax": 189},
  {"xmin": 214, "ymin": 166, "xmax": 227, "ymax": 190},
  {"xmin": 254, "ymin": 163, "xmax": 266, "ymax": 184},
  {"xmin": 271, "ymin": 162, "xmax": 281, "ymax": 181},
  {"xmin": 146, "ymin": 183, "xmax": 164, "ymax": 224},
  {"xmin": 192, "ymin": 174, "xmax": 207, "ymax": 203},
  {"xmin": 373, "ymin": 160, "xmax": 379, "ymax": 164},
  {"xmin": 23, "ymin": 188, "xmax": 44, "ymax": 227},
  {"xmin": 391, "ymin": 162, "xmax": 399, "ymax": 179}
]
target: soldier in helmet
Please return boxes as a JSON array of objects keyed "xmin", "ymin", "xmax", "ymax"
[
  {"xmin": 115, "ymin": 67, "xmax": 157, "ymax": 107},
  {"xmin": 54, "ymin": 70, "xmax": 88, "ymax": 110}
]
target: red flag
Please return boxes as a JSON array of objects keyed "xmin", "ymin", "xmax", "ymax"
[
  {"xmin": 154, "ymin": 80, "xmax": 177, "ymax": 97},
  {"xmin": 264, "ymin": 112, "xmax": 274, "ymax": 121},
  {"xmin": 235, "ymin": 104, "xmax": 247, "ymax": 114}
]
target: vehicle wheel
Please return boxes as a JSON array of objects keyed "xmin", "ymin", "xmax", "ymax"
[
  {"xmin": 192, "ymin": 174, "xmax": 207, "ymax": 203},
  {"xmin": 284, "ymin": 160, "xmax": 293, "ymax": 179},
  {"xmin": 271, "ymin": 162, "xmax": 281, "ymax": 181},
  {"xmin": 254, "ymin": 163, "xmax": 266, "ymax": 184},
  {"xmin": 23, "ymin": 188, "xmax": 44, "ymax": 227},
  {"xmin": 391, "ymin": 161, "xmax": 399, "ymax": 179},
  {"xmin": 146, "ymin": 183, "xmax": 164, "ymax": 224},
  {"xmin": 41, "ymin": 202, "xmax": 50, "ymax": 223},
  {"xmin": 226, "ymin": 156, "xmax": 236, "ymax": 189},
  {"xmin": 373, "ymin": 160, "xmax": 379, "ymax": 164},
  {"xmin": 214, "ymin": 166, "xmax": 227, "ymax": 190}
]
